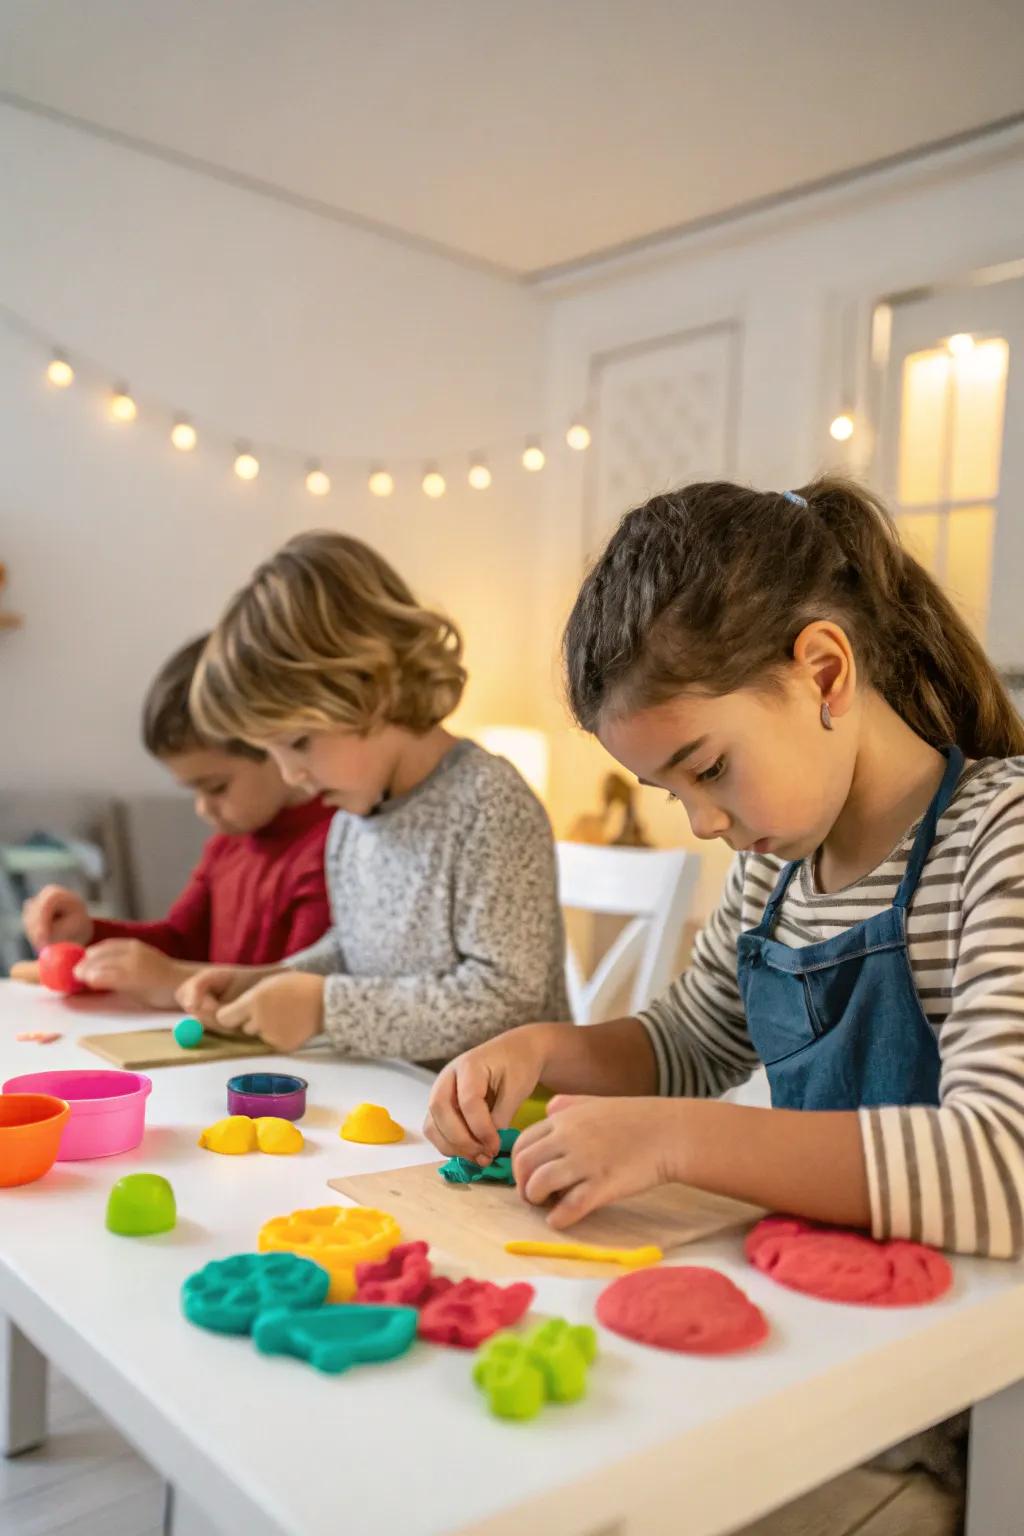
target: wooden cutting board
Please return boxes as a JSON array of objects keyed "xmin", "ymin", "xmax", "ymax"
[
  {"xmin": 80, "ymin": 1028, "xmax": 273, "ymax": 1070},
  {"xmin": 330, "ymin": 1160, "xmax": 763, "ymax": 1278}
]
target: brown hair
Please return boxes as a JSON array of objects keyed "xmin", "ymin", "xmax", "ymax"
[
  {"xmin": 564, "ymin": 475, "xmax": 1024, "ymax": 759},
  {"xmin": 142, "ymin": 636, "xmax": 265, "ymax": 760},
  {"xmin": 190, "ymin": 531, "xmax": 466, "ymax": 742}
]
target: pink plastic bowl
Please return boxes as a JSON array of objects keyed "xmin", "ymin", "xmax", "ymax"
[{"xmin": 1, "ymin": 1070, "xmax": 152, "ymax": 1160}]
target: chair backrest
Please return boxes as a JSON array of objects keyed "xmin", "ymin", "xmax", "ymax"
[{"xmin": 556, "ymin": 842, "xmax": 701, "ymax": 1024}]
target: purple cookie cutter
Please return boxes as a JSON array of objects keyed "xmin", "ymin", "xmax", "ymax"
[{"xmin": 227, "ymin": 1072, "xmax": 308, "ymax": 1122}]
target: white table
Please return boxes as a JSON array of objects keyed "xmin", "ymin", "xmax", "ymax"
[{"xmin": 1, "ymin": 981, "xmax": 1023, "ymax": 1536}]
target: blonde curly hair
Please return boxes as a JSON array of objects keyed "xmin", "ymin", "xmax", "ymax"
[{"xmin": 190, "ymin": 531, "xmax": 466, "ymax": 742}]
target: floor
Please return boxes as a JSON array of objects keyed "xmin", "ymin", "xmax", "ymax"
[{"xmin": 1, "ymin": 1370, "xmax": 961, "ymax": 1536}]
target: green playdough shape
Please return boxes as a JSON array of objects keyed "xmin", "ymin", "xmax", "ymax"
[
  {"xmin": 182, "ymin": 1252, "xmax": 330, "ymax": 1335},
  {"xmin": 173, "ymin": 1016, "xmax": 204, "ymax": 1049},
  {"xmin": 474, "ymin": 1318, "xmax": 598, "ymax": 1419},
  {"xmin": 253, "ymin": 1303, "xmax": 418, "ymax": 1374},
  {"xmin": 438, "ymin": 1127, "xmax": 519, "ymax": 1185},
  {"xmin": 106, "ymin": 1173, "xmax": 177, "ymax": 1236}
]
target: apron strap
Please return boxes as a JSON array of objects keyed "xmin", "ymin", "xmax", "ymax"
[
  {"xmin": 761, "ymin": 858, "xmax": 801, "ymax": 932},
  {"xmin": 893, "ymin": 746, "xmax": 965, "ymax": 910}
]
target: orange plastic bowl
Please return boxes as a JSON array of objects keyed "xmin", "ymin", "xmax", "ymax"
[{"xmin": 0, "ymin": 1094, "xmax": 71, "ymax": 1187}]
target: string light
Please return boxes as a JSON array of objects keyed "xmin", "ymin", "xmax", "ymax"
[
  {"xmin": 305, "ymin": 463, "xmax": 331, "ymax": 496},
  {"xmin": 947, "ymin": 332, "xmax": 975, "ymax": 358},
  {"xmin": 368, "ymin": 468, "xmax": 395, "ymax": 498},
  {"xmin": 422, "ymin": 466, "xmax": 446, "ymax": 499},
  {"xmin": 829, "ymin": 413, "xmax": 855, "ymax": 443},
  {"xmin": 170, "ymin": 418, "xmax": 197, "ymax": 451},
  {"xmin": 468, "ymin": 457, "xmax": 492, "ymax": 490},
  {"xmin": 46, "ymin": 354, "xmax": 74, "ymax": 388},
  {"xmin": 234, "ymin": 445, "xmax": 260, "ymax": 481},
  {"xmin": 566, "ymin": 422, "xmax": 591, "ymax": 451},
  {"xmin": 522, "ymin": 439, "xmax": 545, "ymax": 472},
  {"xmin": 109, "ymin": 386, "xmax": 137, "ymax": 423}
]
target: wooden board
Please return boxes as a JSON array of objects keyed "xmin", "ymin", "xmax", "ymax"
[
  {"xmin": 80, "ymin": 1028, "xmax": 273, "ymax": 1070},
  {"xmin": 330, "ymin": 1160, "xmax": 763, "ymax": 1278}
]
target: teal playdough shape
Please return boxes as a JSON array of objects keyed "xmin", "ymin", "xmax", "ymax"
[
  {"xmin": 438, "ymin": 1127, "xmax": 519, "ymax": 1185},
  {"xmin": 474, "ymin": 1318, "xmax": 598, "ymax": 1419},
  {"xmin": 173, "ymin": 1016, "xmax": 204, "ymax": 1049},
  {"xmin": 253, "ymin": 1303, "xmax": 418, "ymax": 1374},
  {"xmin": 182, "ymin": 1252, "xmax": 329, "ymax": 1336},
  {"xmin": 106, "ymin": 1173, "xmax": 176, "ymax": 1236}
]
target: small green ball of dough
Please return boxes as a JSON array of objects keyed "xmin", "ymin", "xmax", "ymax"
[{"xmin": 174, "ymin": 1016, "xmax": 204, "ymax": 1050}]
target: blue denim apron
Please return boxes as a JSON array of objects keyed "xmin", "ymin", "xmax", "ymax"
[{"xmin": 736, "ymin": 747, "xmax": 963, "ymax": 1111}]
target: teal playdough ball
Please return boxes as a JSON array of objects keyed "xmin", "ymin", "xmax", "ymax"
[
  {"xmin": 174, "ymin": 1016, "xmax": 204, "ymax": 1049},
  {"xmin": 106, "ymin": 1173, "xmax": 176, "ymax": 1236}
]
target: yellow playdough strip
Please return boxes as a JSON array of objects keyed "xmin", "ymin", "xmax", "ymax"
[{"xmin": 504, "ymin": 1240, "xmax": 662, "ymax": 1268}]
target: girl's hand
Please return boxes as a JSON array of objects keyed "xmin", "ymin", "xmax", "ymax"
[
  {"xmin": 512, "ymin": 1095, "xmax": 684, "ymax": 1229},
  {"xmin": 176, "ymin": 965, "xmax": 271, "ymax": 1027},
  {"xmin": 424, "ymin": 1025, "xmax": 551, "ymax": 1164},
  {"xmin": 22, "ymin": 885, "xmax": 93, "ymax": 950},
  {"xmin": 73, "ymin": 940, "xmax": 184, "ymax": 1007},
  {"xmin": 213, "ymin": 972, "xmax": 325, "ymax": 1053}
]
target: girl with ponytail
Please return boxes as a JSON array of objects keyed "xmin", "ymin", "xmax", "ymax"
[{"xmin": 427, "ymin": 476, "xmax": 1024, "ymax": 1261}]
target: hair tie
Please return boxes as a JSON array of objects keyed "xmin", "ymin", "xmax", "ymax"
[{"xmin": 781, "ymin": 490, "xmax": 808, "ymax": 508}]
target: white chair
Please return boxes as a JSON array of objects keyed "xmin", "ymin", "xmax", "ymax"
[{"xmin": 556, "ymin": 842, "xmax": 701, "ymax": 1024}]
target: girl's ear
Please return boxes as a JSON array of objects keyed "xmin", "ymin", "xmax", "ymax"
[{"xmin": 791, "ymin": 620, "xmax": 856, "ymax": 720}]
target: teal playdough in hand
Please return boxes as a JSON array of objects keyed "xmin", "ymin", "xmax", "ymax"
[
  {"xmin": 438, "ymin": 1127, "xmax": 519, "ymax": 1185},
  {"xmin": 106, "ymin": 1173, "xmax": 177, "ymax": 1236}
]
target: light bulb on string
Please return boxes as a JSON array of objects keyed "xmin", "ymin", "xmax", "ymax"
[
  {"xmin": 109, "ymin": 386, "xmax": 137, "ymax": 423},
  {"xmin": 305, "ymin": 463, "xmax": 331, "ymax": 496},
  {"xmin": 234, "ymin": 445, "xmax": 260, "ymax": 481},
  {"xmin": 566, "ymin": 422, "xmax": 591, "ymax": 451},
  {"xmin": 46, "ymin": 354, "xmax": 74, "ymax": 388},
  {"xmin": 522, "ymin": 439, "xmax": 545, "ymax": 472},
  {"xmin": 422, "ymin": 465, "xmax": 446, "ymax": 499},
  {"xmin": 368, "ymin": 468, "xmax": 395, "ymax": 498},
  {"xmin": 829, "ymin": 412, "xmax": 855, "ymax": 443},
  {"xmin": 468, "ymin": 457, "xmax": 492, "ymax": 491},
  {"xmin": 170, "ymin": 418, "xmax": 197, "ymax": 452}
]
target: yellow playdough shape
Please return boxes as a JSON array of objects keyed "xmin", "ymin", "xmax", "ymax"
[
  {"xmin": 504, "ymin": 1239, "xmax": 663, "ymax": 1269},
  {"xmin": 258, "ymin": 1205, "xmax": 401, "ymax": 1301},
  {"xmin": 199, "ymin": 1115, "xmax": 258, "ymax": 1155},
  {"xmin": 254, "ymin": 1117, "xmax": 304, "ymax": 1156},
  {"xmin": 340, "ymin": 1102, "xmax": 405, "ymax": 1145}
]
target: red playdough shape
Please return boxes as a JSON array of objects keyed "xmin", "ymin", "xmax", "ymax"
[
  {"xmin": 596, "ymin": 1266, "xmax": 768, "ymax": 1355},
  {"xmin": 355, "ymin": 1242, "xmax": 434, "ymax": 1305},
  {"xmin": 418, "ymin": 1278, "xmax": 534, "ymax": 1348},
  {"xmin": 745, "ymin": 1216, "xmax": 952, "ymax": 1306},
  {"xmin": 37, "ymin": 943, "xmax": 90, "ymax": 995}
]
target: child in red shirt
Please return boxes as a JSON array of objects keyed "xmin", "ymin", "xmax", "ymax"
[{"xmin": 19, "ymin": 636, "xmax": 333, "ymax": 1006}]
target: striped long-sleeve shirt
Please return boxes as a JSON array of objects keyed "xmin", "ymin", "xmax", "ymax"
[{"xmin": 639, "ymin": 755, "xmax": 1024, "ymax": 1259}]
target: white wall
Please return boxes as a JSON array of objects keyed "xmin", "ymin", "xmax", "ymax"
[
  {"xmin": 0, "ymin": 103, "xmax": 546, "ymax": 793},
  {"xmin": 534, "ymin": 128, "xmax": 1024, "ymax": 913}
]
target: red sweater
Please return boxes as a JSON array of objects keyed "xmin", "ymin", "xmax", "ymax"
[{"xmin": 91, "ymin": 799, "xmax": 334, "ymax": 965}]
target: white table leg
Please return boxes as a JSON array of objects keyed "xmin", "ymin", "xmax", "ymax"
[
  {"xmin": 163, "ymin": 1484, "xmax": 225, "ymax": 1536},
  {"xmin": 967, "ymin": 1378, "xmax": 1024, "ymax": 1535},
  {"xmin": 0, "ymin": 1314, "xmax": 47, "ymax": 1457}
]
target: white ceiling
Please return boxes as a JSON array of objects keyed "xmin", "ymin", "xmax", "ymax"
[{"xmin": 2, "ymin": 0, "xmax": 1023, "ymax": 277}]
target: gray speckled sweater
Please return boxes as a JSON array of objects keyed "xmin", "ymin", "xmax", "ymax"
[{"xmin": 284, "ymin": 739, "xmax": 569, "ymax": 1060}]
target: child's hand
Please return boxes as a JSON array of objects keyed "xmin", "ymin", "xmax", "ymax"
[
  {"xmin": 213, "ymin": 972, "xmax": 325, "ymax": 1053},
  {"xmin": 424, "ymin": 1025, "xmax": 550, "ymax": 1164},
  {"xmin": 73, "ymin": 940, "xmax": 184, "ymax": 1007},
  {"xmin": 10, "ymin": 960, "xmax": 41, "ymax": 984},
  {"xmin": 175, "ymin": 966, "xmax": 267, "ymax": 1026},
  {"xmin": 512, "ymin": 1095, "xmax": 684, "ymax": 1229},
  {"xmin": 22, "ymin": 885, "xmax": 93, "ymax": 950}
]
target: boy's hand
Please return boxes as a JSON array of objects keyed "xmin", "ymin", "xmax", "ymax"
[
  {"xmin": 214, "ymin": 972, "xmax": 324, "ymax": 1053},
  {"xmin": 512, "ymin": 1095, "xmax": 685, "ymax": 1229},
  {"xmin": 73, "ymin": 940, "xmax": 184, "ymax": 1007},
  {"xmin": 175, "ymin": 965, "xmax": 272, "ymax": 1027},
  {"xmin": 424, "ymin": 1025, "xmax": 550, "ymax": 1165},
  {"xmin": 22, "ymin": 885, "xmax": 93, "ymax": 950}
]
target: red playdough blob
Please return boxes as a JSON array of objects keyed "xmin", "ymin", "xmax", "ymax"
[
  {"xmin": 37, "ymin": 943, "xmax": 90, "ymax": 995},
  {"xmin": 596, "ymin": 1266, "xmax": 768, "ymax": 1355},
  {"xmin": 418, "ymin": 1278, "xmax": 534, "ymax": 1348},
  {"xmin": 355, "ymin": 1241, "xmax": 434, "ymax": 1305},
  {"xmin": 745, "ymin": 1216, "xmax": 952, "ymax": 1307}
]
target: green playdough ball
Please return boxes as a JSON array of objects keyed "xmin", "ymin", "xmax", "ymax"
[
  {"xmin": 174, "ymin": 1016, "xmax": 204, "ymax": 1049},
  {"xmin": 106, "ymin": 1173, "xmax": 177, "ymax": 1236}
]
